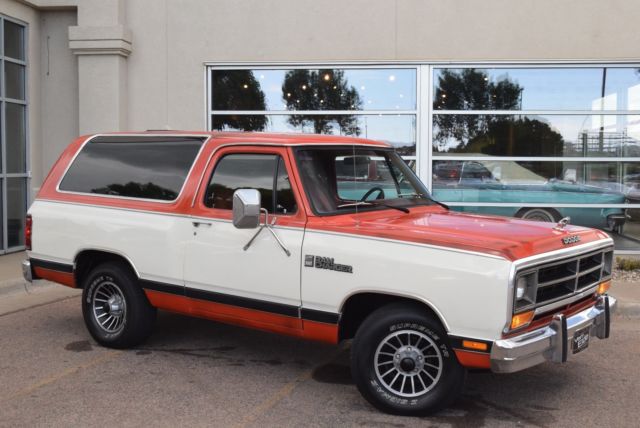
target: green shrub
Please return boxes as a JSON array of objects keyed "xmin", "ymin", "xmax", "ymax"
[{"xmin": 616, "ymin": 257, "xmax": 640, "ymax": 271}]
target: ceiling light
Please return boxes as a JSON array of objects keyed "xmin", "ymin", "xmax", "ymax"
[
  {"xmin": 302, "ymin": 85, "xmax": 307, "ymax": 90},
  {"xmin": 324, "ymin": 74, "xmax": 331, "ymax": 81},
  {"xmin": 389, "ymin": 75, "xmax": 396, "ymax": 82}
]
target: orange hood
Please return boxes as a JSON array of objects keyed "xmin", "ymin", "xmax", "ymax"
[{"xmin": 307, "ymin": 206, "xmax": 611, "ymax": 261}]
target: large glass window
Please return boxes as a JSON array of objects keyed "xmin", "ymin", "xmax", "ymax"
[
  {"xmin": 432, "ymin": 66, "xmax": 640, "ymax": 250},
  {"xmin": 1, "ymin": 16, "xmax": 28, "ymax": 251},
  {"xmin": 209, "ymin": 67, "xmax": 418, "ymax": 164},
  {"xmin": 60, "ymin": 137, "xmax": 204, "ymax": 201}
]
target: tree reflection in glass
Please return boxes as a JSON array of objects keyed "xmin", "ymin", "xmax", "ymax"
[
  {"xmin": 211, "ymin": 70, "xmax": 268, "ymax": 131},
  {"xmin": 281, "ymin": 69, "xmax": 362, "ymax": 135}
]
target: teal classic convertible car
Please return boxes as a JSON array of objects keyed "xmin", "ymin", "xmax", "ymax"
[
  {"xmin": 334, "ymin": 156, "xmax": 626, "ymax": 232},
  {"xmin": 431, "ymin": 160, "xmax": 626, "ymax": 231}
]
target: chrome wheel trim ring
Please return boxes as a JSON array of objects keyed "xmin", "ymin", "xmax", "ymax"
[
  {"xmin": 374, "ymin": 329, "xmax": 443, "ymax": 398},
  {"xmin": 91, "ymin": 281, "xmax": 127, "ymax": 334},
  {"xmin": 522, "ymin": 209, "xmax": 555, "ymax": 222}
]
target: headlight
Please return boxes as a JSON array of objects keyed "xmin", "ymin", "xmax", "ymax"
[{"xmin": 515, "ymin": 271, "xmax": 536, "ymax": 310}]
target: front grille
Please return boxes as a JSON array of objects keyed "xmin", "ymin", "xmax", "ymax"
[{"xmin": 515, "ymin": 247, "xmax": 613, "ymax": 311}]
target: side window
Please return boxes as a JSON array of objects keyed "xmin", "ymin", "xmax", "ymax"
[
  {"xmin": 59, "ymin": 137, "xmax": 205, "ymax": 201},
  {"xmin": 205, "ymin": 154, "xmax": 297, "ymax": 214}
]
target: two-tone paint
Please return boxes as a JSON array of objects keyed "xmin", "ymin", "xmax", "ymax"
[{"xmin": 27, "ymin": 131, "xmax": 613, "ymax": 369}]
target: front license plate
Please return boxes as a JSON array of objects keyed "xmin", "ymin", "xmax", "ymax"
[{"xmin": 572, "ymin": 327, "xmax": 591, "ymax": 354}]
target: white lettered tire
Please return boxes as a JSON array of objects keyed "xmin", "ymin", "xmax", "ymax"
[
  {"xmin": 351, "ymin": 302, "xmax": 465, "ymax": 416},
  {"xmin": 82, "ymin": 262, "xmax": 157, "ymax": 349}
]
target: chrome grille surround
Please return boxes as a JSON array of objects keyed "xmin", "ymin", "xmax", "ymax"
[{"xmin": 513, "ymin": 245, "xmax": 614, "ymax": 315}]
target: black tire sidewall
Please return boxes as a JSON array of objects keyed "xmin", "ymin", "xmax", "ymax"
[
  {"xmin": 81, "ymin": 262, "xmax": 155, "ymax": 348},
  {"xmin": 82, "ymin": 270, "xmax": 128, "ymax": 343},
  {"xmin": 352, "ymin": 305, "xmax": 465, "ymax": 416}
]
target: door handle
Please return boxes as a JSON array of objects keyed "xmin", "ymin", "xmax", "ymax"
[{"xmin": 192, "ymin": 221, "xmax": 212, "ymax": 228}]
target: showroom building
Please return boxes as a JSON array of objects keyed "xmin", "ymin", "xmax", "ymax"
[{"xmin": 1, "ymin": 0, "xmax": 640, "ymax": 253}]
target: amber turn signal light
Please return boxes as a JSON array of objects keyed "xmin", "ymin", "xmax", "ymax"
[
  {"xmin": 597, "ymin": 280, "xmax": 611, "ymax": 295},
  {"xmin": 462, "ymin": 340, "xmax": 488, "ymax": 351},
  {"xmin": 510, "ymin": 310, "xmax": 535, "ymax": 330}
]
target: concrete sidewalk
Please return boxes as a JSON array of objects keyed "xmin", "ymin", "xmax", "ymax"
[
  {"xmin": 611, "ymin": 280, "xmax": 640, "ymax": 317},
  {"xmin": 0, "ymin": 251, "xmax": 638, "ymax": 316}
]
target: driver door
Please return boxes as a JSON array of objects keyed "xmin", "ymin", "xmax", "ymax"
[{"xmin": 184, "ymin": 146, "xmax": 306, "ymax": 325}]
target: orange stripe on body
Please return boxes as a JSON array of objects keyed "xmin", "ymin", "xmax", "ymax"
[
  {"xmin": 454, "ymin": 349, "xmax": 491, "ymax": 369},
  {"xmin": 33, "ymin": 267, "xmax": 76, "ymax": 288},
  {"xmin": 144, "ymin": 289, "xmax": 339, "ymax": 344}
]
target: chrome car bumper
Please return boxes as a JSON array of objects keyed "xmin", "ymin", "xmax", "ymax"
[
  {"xmin": 22, "ymin": 259, "xmax": 33, "ymax": 282},
  {"xmin": 491, "ymin": 295, "xmax": 615, "ymax": 373}
]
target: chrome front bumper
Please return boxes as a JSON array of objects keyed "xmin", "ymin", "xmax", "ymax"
[
  {"xmin": 22, "ymin": 259, "xmax": 33, "ymax": 282},
  {"xmin": 491, "ymin": 295, "xmax": 615, "ymax": 373}
]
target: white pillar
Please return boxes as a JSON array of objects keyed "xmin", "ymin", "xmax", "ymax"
[{"xmin": 68, "ymin": 0, "xmax": 131, "ymax": 134}]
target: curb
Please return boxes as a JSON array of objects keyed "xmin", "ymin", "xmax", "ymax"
[{"xmin": 0, "ymin": 278, "xmax": 57, "ymax": 297}]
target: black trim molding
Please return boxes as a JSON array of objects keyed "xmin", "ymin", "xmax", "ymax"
[
  {"xmin": 300, "ymin": 308, "xmax": 340, "ymax": 324},
  {"xmin": 140, "ymin": 279, "xmax": 341, "ymax": 324},
  {"xmin": 30, "ymin": 258, "xmax": 74, "ymax": 273},
  {"xmin": 185, "ymin": 287, "xmax": 299, "ymax": 318},
  {"xmin": 139, "ymin": 279, "xmax": 184, "ymax": 296}
]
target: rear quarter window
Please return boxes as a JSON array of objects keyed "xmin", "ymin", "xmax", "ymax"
[{"xmin": 58, "ymin": 136, "xmax": 205, "ymax": 201}]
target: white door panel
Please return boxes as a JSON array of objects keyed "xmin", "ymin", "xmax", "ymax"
[{"xmin": 184, "ymin": 220, "xmax": 303, "ymax": 306}]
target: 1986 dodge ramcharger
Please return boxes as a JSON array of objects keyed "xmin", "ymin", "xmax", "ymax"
[{"xmin": 23, "ymin": 132, "xmax": 616, "ymax": 416}]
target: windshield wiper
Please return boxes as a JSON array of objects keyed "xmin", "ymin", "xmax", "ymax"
[
  {"xmin": 337, "ymin": 201, "xmax": 410, "ymax": 214},
  {"xmin": 399, "ymin": 193, "xmax": 450, "ymax": 210}
]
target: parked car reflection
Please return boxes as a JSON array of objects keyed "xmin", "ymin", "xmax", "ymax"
[{"xmin": 432, "ymin": 160, "xmax": 627, "ymax": 231}]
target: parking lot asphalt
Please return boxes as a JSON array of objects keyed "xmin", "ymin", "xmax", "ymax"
[{"xmin": 1, "ymin": 288, "xmax": 639, "ymax": 428}]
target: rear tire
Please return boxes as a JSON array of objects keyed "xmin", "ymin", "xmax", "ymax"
[
  {"xmin": 81, "ymin": 262, "xmax": 156, "ymax": 349},
  {"xmin": 351, "ymin": 303, "xmax": 465, "ymax": 416},
  {"xmin": 516, "ymin": 207, "xmax": 560, "ymax": 223}
]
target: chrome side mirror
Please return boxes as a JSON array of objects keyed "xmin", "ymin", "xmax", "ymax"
[{"xmin": 232, "ymin": 189, "xmax": 261, "ymax": 229}]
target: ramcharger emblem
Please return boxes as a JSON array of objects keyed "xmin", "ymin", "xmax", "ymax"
[
  {"xmin": 562, "ymin": 235, "xmax": 581, "ymax": 245},
  {"xmin": 305, "ymin": 255, "xmax": 353, "ymax": 273}
]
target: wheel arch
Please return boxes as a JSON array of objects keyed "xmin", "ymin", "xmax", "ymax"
[
  {"xmin": 338, "ymin": 290, "xmax": 450, "ymax": 342},
  {"xmin": 73, "ymin": 248, "xmax": 140, "ymax": 288}
]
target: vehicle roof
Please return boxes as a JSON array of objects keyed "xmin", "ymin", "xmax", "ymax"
[{"xmin": 86, "ymin": 131, "xmax": 391, "ymax": 147}]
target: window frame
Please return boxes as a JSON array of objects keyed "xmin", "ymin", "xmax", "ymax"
[
  {"xmin": 205, "ymin": 61, "xmax": 640, "ymax": 253},
  {"xmin": 206, "ymin": 64, "xmax": 421, "ymax": 168},
  {"xmin": 1, "ymin": 14, "xmax": 29, "ymax": 253}
]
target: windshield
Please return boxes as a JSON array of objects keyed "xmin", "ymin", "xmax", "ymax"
[{"xmin": 294, "ymin": 146, "xmax": 433, "ymax": 215}]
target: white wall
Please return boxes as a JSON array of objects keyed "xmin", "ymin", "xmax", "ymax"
[
  {"xmin": 39, "ymin": 10, "xmax": 78, "ymax": 185},
  {"xmin": 4, "ymin": 0, "xmax": 640, "ymax": 186},
  {"xmin": 125, "ymin": 0, "xmax": 640, "ymax": 132}
]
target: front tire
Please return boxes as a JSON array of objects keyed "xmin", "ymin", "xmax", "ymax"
[
  {"xmin": 351, "ymin": 303, "xmax": 465, "ymax": 416},
  {"xmin": 81, "ymin": 262, "xmax": 156, "ymax": 349}
]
